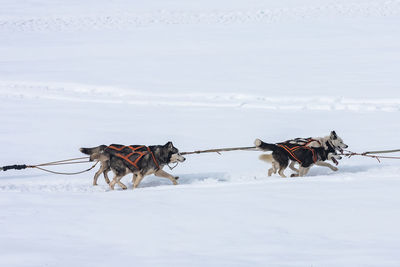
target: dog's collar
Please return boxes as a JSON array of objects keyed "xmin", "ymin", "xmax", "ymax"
[
  {"xmin": 327, "ymin": 140, "xmax": 341, "ymax": 154},
  {"xmin": 326, "ymin": 140, "xmax": 335, "ymax": 152}
]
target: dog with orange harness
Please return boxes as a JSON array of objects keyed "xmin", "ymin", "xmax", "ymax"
[
  {"xmin": 255, "ymin": 131, "xmax": 348, "ymax": 177},
  {"xmin": 80, "ymin": 142, "xmax": 185, "ymax": 189}
]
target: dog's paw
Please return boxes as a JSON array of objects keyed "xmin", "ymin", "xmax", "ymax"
[
  {"xmin": 174, "ymin": 176, "xmax": 179, "ymax": 180},
  {"xmin": 331, "ymin": 167, "xmax": 339, "ymax": 171},
  {"xmin": 290, "ymin": 173, "xmax": 299, "ymax": 177},
  {"xmin": 254, "ymin": 138, "xmax": 262, "ymax": 147}
]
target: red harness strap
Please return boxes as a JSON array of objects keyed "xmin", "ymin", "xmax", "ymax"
[
  {"xmin": 107, "ymin": 145, "xmax": 160, "ymax": 170},
  {"xmin": 277, "ymin": 144, "xmax": 302, "ymax": 163},
  {"xmin": 277, "ymin": 139, "xmax": 319, "ymax": 164},
  {"xmin": 146, "ymin": 146, "xmax": 160, "ymax": 170}
]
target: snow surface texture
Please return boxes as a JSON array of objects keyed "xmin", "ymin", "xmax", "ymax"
[{"xmin": 1, "ymin": 0, "xmax": 400, "ymax": 266}]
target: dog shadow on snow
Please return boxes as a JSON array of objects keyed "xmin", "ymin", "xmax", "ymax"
[
  {"xmin": 110, "ymin": 165, "xmax": 379, "ymax": 190},
  {"xmin": 123, "ymin": 172, "xmax": 229, "ymax": 189},
  {"xmin": 298, "ymin": 164, "xmax": 379, "ymax": 177}
]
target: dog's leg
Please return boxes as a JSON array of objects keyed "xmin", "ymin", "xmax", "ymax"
[
  {"xmin": 278, "ymin": 167, "xmax": 286, "ymax": 178},
  {"xmin": 289, "ymin": 161, "xmax": 299, "ymax": 173},
  {"xmin": 133, "ymin": 173, "xmax": 144, "ymax": 189},
  {"xmin": 291, "ymin": 163, "xmax": 311, "ymax": 177},
  {"xmin": 278, "ymin": 166, "xmax": 287, "ymax": 178},
  {"xmin": 103, "ymin": 169, "xmax": 110, "ymax": 184},
  {"xmin": 268, "ymin": 161, "xmax": 279, "ymax": 176},
  {"xmin": 109, "ymin": 174, "xmax": 122, "ymax": 190},
  {"xmin": 315, "ymin": 161, "xmax": 338, "ymax": 171},
  {"xmin": 93, "ymin": 163, "xmax": 107, "ymax": 186},
  {"xmin": 298, "ymin": 167, "xmax": 311, "ymax": 177},
  {"xmin": 93, "ymin": 168, "xmax": 102, "ymax": 186},
  {"xmin": 116, "ymin": 178, "xmax": 127, "ymax": 190},
  {"xmin": 109, "ymin": 174, "xmax": 127, "ymax": 190},
  {"xmin": 303, "ymin": 167, "xmax": 310, "ymax": 176},
  {"xmin": 268, "ymin": 160, "xmax": 279, "ymax": 176},
  {"xmin": 295, "ymin": 167, "xmax": 304, "ymax": 177},
  {"xmin": 277, "ymin": 159, "xmax": 288, "ymax": 178},
  {"xmin": 132, "ymin": 173, "xmax": 138, "ymax": 184},
  {"xmin": 154, "ymin": 169, "xmax": 179, "ymax": 185}
]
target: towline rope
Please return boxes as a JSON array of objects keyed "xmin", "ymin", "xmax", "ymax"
[
  {"xmin": 0, "ymin": 156, "xmax": 96, "ymax": 175},
  {"xmin": 342, "ymin": 149, "xmax": 400, "ymax": 163},
  {"xmin": 1, "ymin": 147, "xmax": 400, "ymax": 175},
  {"xmin": 181, "ymin": 146, "xmax": 400, "ymax": 163},
  {"xmin": 180, "ymin": 146, "xmax": 258, "ymax": 155}
]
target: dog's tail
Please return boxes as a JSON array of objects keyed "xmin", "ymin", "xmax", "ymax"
[
  {"xmin": 80, "ymin": 145, "xmax": 107, "ymax": 161},
  {"xmin": 254, "ymin": 138, "xmax": 277, "ymax": 151},
  {"xmin": 259, "ymin": 154, "xmax": 273, "ymax": 163},
  {"xmin": 80, "ymin": 146, "xmax": 104, "ymax": 155}
]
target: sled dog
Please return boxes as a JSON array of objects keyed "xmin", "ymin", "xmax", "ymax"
[
  {"xmin": 255, "ymin": 131, "xmax": 348, "ymax": 177},
  {"xmin": 80, "ymin": 142, "xmax": 185, "ymax": 189}
]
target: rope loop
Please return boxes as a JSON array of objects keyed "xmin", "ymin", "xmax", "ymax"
[
  {"xmin": 1, "ymin": 156, "xmax": 93, "ymax": 175},
  {"xmin": 31, "ymin": 162, "xmax": 98, "ymax": 175},
  {"xmin": 167, "ymin": 162, "xmax": 179, "ymax": 170}
]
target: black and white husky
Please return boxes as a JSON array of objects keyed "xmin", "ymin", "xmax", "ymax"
[
  {"xmin": 80, "ymin": 142, "xmax": 185, "ymax": 189},
  {"xmin": 255, "ymin": 131, "xmax": 348, "ymax": 177}
]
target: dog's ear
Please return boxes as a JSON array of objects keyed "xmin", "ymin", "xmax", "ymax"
[
  {"xmin": 330, "ymin": 131, "xmax": 337, "ymax": 140},
  {"xmin": 165, "ymin": 141, "xmax": 173, "ymax": 148}
]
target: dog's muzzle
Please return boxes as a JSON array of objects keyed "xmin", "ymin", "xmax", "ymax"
[
  {"xmin": 178, "ymin": 155, "xmax": 186, "ymax": 162},
  {"xmin": 171, "ymin": 153, "xmax": 186, "ymax": 163}
]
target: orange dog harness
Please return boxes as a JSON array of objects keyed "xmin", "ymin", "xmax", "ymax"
[
  {"xmin": 277, "ymin": 139, "xmax": 320, "ymax": 164},
  {"xmin": 107, "ymin": 145, "xmax": 160, "ymax": 170}
]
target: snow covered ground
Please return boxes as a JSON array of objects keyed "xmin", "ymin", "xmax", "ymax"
[{"xmin": 1, "ymin": 0, "xmax": 400, "ymax": 266}]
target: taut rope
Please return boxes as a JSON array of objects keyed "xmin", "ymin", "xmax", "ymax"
[
  {"xmin": 181, "ymin": 146, "xmax": 257, "ymax": 155},
  {"xmin": 0, "ymin": 156, "xmax": 95, "ymax": 175},
  {"xmin": 342, "ymin": 149, "xmax": 400, "ymax": 163},
  {"xmin": 2, "ymin": 147, "xmax": 400, "ymax": 175}
]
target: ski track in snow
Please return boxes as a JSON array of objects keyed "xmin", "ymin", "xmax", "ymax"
[
  {"xmin": 1, "ymin": 1, "xmax": 400, "ymax": 32},
  {"xmin": 1, "ymin": 81, "xmax": 400, "ymax": 112}
]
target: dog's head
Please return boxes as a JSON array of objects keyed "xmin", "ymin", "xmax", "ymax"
[
  {"xmin": 329, "ymin": 131, "xmax": 348, "ymax": 153},
  {"xmin": 164, "ymin": 141, "xmax": 186, "ymax": 163}
]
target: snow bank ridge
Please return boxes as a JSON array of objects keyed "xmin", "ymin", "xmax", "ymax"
[
  {"xmin": 1, "ymin": 1, "xmax": 400, "ymax": 32},
  {"xmin": 1, "ymin": 81, "xmax": 399, "ymax": 112}
]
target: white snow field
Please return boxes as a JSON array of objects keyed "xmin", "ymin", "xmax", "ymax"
[{"xmin": 1, "ymin": 0, "xmax": 400, "ymax": 266}]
